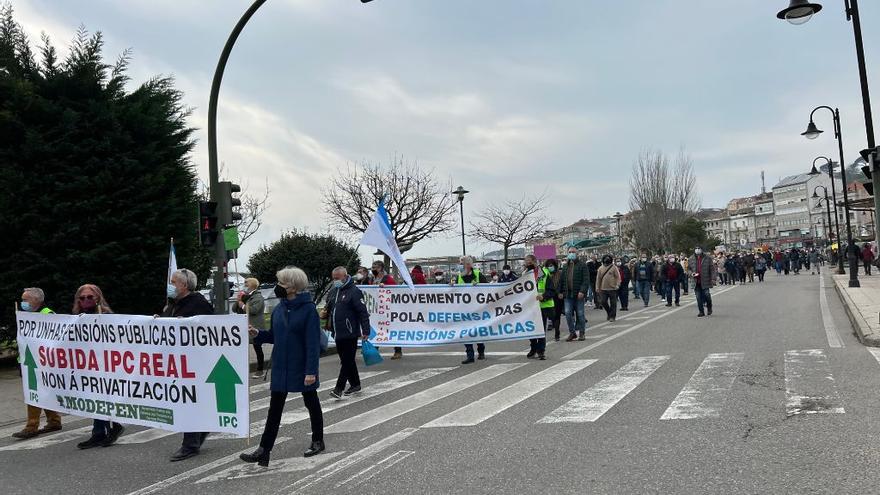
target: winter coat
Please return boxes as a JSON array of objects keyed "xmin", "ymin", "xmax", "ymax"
[
  {"xmin": 595, "ymin": 263, "xmax": 621, "ymax": 291},
  {"xmin": 633, "ymin": 261, "xmax": 655, "ymax": 282},
  {"xmin": 809, "ymin": 251, "xmax": 820, "ymax": 264},
  {"xmin": 162, "ymin": 291, "xmax": 214, "ymax": 318},
  {"xmin": 660, "ymin": 262, "xmax": 684, "ymax": 282},
  {"xmin": 254, "ymin": 292, "xmax": 321, "ymax": 393},
  {"xmin": 586, "ymin": 260, "xmax": 599, "ymax": 287},
  {"xmin": 559, "ymin": 260, "xmax": 590, "ymax": 298},
  {"xmin": 756, "ymin": 257, "xmax": 768, "ymax": 271},
  {"xmin": 499, "ymin": 271, "xmax": 518, "ymax": 283},
  {"xmin": 410, "ymin": 267, "xmax": 427, "ymax": 285},
  {"xmin": 862, "ymin": 247, "xmax": 875, "ymax": 262},
  {"xmin": 324, "ymin": 277, "xmax": 371, "ymax": 341},
  {"xmin": 234, "ymin": 290, "xmax": 266, "ymax": 330},
  {"xmin": 688, "ymin": 255, "xmax": 717, "ymax": 288},
  {"xmin": 617, "ymin": 264, "xmax": 632, "ymax": 287}
]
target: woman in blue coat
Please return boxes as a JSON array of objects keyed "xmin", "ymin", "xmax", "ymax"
[{"xmin": 241, "ymin": 266, "xmax": 324, "ymax": 467}]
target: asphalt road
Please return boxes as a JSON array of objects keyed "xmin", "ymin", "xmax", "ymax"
[{"xmin": 3, "ymin": 269, "xmax": 880, "ymax": 495}]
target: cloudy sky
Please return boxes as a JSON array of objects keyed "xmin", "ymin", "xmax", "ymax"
[{"xmin": 13, "ymin": 0, "xmax": 880, "ymax": 264}]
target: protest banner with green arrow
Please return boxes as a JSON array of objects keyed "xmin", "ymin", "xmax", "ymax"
[{"xmin": 206, "ymin": 354, "xmax": 243, "ymax": 414}]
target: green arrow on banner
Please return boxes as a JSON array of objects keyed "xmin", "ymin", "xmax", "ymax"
[
  {"xmin": 23, "ymin": 345, "xmax": 38, "ymax": 391},
  {"xmin": 206, "ymin": 354, "xmax": 242, "ymax": 414}
]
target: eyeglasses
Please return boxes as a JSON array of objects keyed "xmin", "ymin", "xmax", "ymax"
[{"xmin": 78, "ymin": 295, "xmax": 96, "ymax": 301}]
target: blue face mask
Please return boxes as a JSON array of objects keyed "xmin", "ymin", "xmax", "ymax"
[
  {"xmin": 457, "ymin": 264, "xmax": 464, "ymax": 272},
  {"xmin": 166, "ymin": 284, "xmax": 178, "ymax": 299},
  {"xmin": 567, "ymin": 253, "xmax": 577, "ymax": 261},
  {"xmin": 333, "ymin": 279, "xmax": 344, "ymax": 289},
  {"xmin": 548, "ymin": 266, "xmax": 556, "ymax": 273},
  {"xmin": 20, "ymin": 301, "xmax": 32, "ymax": 312}
]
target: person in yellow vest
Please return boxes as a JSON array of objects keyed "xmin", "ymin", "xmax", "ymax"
[
  {"xmin": 452, "ymin": 256, "xmax": 488, "ymax": 364},
  {"xmin": 12, "ymin": 288, "xmax": 62, "ymax": 440},
  {"xmin": 527, "ymin": 255, "xmax": 555, "ymax": 360}
]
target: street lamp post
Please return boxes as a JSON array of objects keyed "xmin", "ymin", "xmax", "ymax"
[
  {"xmin": 802, "ymin": 107, "xmax": 859, "ymax": 286},
  {"xmin": 453, "ymin": 186, "xmax": 469, "ymax": 257},
  {"xmin": 813, "ymin": 186, "xmax": 837, "ymax": 256},
  {"xmin": 614, "ymin": 212, "xmax": 624, "ymax": 253},
  {"xmin": 808, "ymin": 157, "xmax": 845, "ymax": 274},
  {"xmin": 777, "ymin": 0, "xmax": 879, "ymax": 248}
]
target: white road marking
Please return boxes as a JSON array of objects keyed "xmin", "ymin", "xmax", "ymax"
[
  {"xmin": 124, "ymin": 437, "xmax": 292, "ymax": 495},
  {"xmin": 334, "ymin": 450, "xmax": 415, "ymax": 488},
  {"xmin": 194, "ymin": 451, "xmax": 346, "ymax": 483},
  {"xmin": 625, "ymin": 316, "xmax": 653, "ymax": 320},
  {"xmin": 325, "ymin": 364, "xmax": 525, "ymax": 434},
  {"xmin": 423, "ymin": 360, "xmax": 596, "ymax": 428},
  {"xmin": 538, "ymin": 356, "xmax": 670, "ymax": 423},
  {"xmin": 660, "ymin": 353, "xmax": 745, "ymax": 420},
  {"xmin": 559, "ymin": 286, "xmax": 738, "ymax": 361},
  {"xmin": 784, "ymin": 349, "xmax": 845, "ymax": 416},
  {"xmin": 277, "ymin": 428, "xmax": 418, "ymax": 495},
  {"xmin": 819, "ymin": 275, "xmax": 844, "ymax": 348},
  {"xmin": 0, "ymin": 425, "xmax": 92, "ymax": 451},
  {"xmin": 866, "ymin": 347, "xmax": 880, "ymax": 366},
  {"xmin": 379, "ymin": 352, "xmax": 524, "ymax": 357},
  {"xmin": 116, "ymin": 371, "xmax": 391, "ymax": 445},
  {"xmin": 213, "ymin": 367, "xmax": 455, "ymax": 439}
]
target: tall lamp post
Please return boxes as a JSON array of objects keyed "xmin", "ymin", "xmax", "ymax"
[
  {"xmin": 777, "ymin": 0, "xmax": 879, "ymax": 248},
  {"xmin": 453, "ymin": 186, "xmax": 469, "ymax": 256},
  {"xmin": 802, "ymin": 108, "xmax": 859, "ymax": 286},
  {"xmin": 808, "ymin": 158, "xmax": 845, "ymax": 273},
  {"xmin": 813, "ymin": 185, "xmax": 838, "ymax": 258},
  {"xmin": 613, "ymin": 212, "xmax": 624, "ymax": 253}
]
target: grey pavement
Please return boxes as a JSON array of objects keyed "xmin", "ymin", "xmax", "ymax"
[{"xmin": 2, "ymin": 272, "xmax": 879, "ymax": 494}]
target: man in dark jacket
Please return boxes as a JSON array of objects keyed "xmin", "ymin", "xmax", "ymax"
[
  {"xmin": 661, "ymin": 256, "xmax": 684, "ymax": 307},
  {"xmin": 633, "ymin": 254, "xmax": 655, "ymax": 307},
  {"xmin": 586, "ymin": 254, "xmax": 599, "ymax": 308},
  {"xmin": 616, "ymin": 256, "xmax": 632, "ymax": 312},
  {"xmin": 559, "ymin": 247, "xmax": 589, "ymax": 341},
  {"xmin": 688, "ymin": 248, "xmax": 717, "ymax": 318},
  {"xmin": 163, "ymin": 268, "xmax": 214, "ymax": 462},
  {"xmin": 499, "ymin": 264, "xmax": 518, "ymax": 283},
  {"xmin": 324, "ymin": 267, "xmax": 371, "ymax": 399}
]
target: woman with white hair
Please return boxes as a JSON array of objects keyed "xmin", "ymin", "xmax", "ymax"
[
  {"xmin": 234, "ymin": 277, "xmax": 267, "ymax": 379},
  {"xmin": 241, "ymin": 266, "xmax": 324, "ymax": 467}
]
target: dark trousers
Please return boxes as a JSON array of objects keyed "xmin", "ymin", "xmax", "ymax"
[
  {"xmin": 92, "ymin": 419, "xmax": 111, "ymax": 438},
  {"xmin": 695, "ymin": 287, "xmax": 712, "ymax": 315},
  {"xmin": 865, "ymin": 261, "xmax": 872, "ymax": 275},
  {"xmin": 335, "ymin": 338, "xmax": 361, "ymax": 392},
  {"xmin": 531, "ymin": 307, "xmax": 552, "ymax": 353},
  {"xmin": 182, "ymin": 431, "xmax": 209, "ymax": 451},
  {"xmin": 617, "ymin": 285, "xmax": 629, "ymax": 310},
  {"xmin": 465, "ymin": 343, "xmax": 485, "ymax": 359},
  {"xmin": 253, "ymin": 342, "xmax": 265, "ymax": 372},
  {"xmin": 601, "ymin": 290, "xmax": 617, "ymax": 320},
  {"xmin": 551, "ymin": 302, "xmax": 563, "ymax": 340},
  {"xmin": 393, "ymin": 347, "xmax": 402, "ymax": 354},
  {"xmin": 757, "ymin": 269, "xmax": 766, "ymax": 281},
  {"xmin": 260, "ymin": 390, "xmax": 323, "ymax": 452},
  {"xmin": 664, "ymin": 280, "xmax": 680, "ymax": 305}
]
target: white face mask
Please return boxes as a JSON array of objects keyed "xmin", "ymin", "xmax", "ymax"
[
  {"xmin": 695, "ymin": 249, "xmax": 702, "ymax": 255},
  {"xmin": 502, "ymin": 270, "xmax": 510, "ymax": 275},
  {"xmin": 435, "ymin": 275, "xmax": 444, "ymax": 281}
]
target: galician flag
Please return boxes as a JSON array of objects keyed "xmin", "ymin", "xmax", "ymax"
[
  {"xmin": 167, "ymin": 238, "xmax": 178, "ymax": 285},
  {"xmin": 360, "ymin": 198, "xmax": 414, "ymax": 288}
]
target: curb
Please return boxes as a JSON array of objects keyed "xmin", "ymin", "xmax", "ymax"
[{"xmin": 833, "ymin": 278, "xmax": 880, "ymax": 347}]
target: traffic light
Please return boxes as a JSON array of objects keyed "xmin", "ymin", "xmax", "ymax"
[
  {"xmin": 217, "ymin": 181, "xmax": 242, "ymax": 224},
  {"xmin": 860, "ymin": 146, "xmax": 878, "ymax": 180},
  {"xmin": 199, "ymin": 201, "xmax": 218, "ymax": 247}
]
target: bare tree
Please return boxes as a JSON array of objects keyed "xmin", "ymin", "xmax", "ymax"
[
  {"xmin": 470, "ymin": 194, "xmax": 553, "ymax": 264},
  {"xmin": 628, "ymin": 147, "xmax": 701, "ymax": 254},
  {"xmin": 322, "ymin": 155, "xmax": 457, "ymax": 256},
  {"xmin": 199, "ymin": 163, "xmax": 270, "ymax": 246}
]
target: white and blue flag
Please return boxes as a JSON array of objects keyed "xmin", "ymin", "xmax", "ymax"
[
  {"xmin": 167, "ymin": 238, "xmax": 178, "ymax": 285},
  {"xmin": 360, "ymin": 198, "xmax": 414, "ymax": 288}
]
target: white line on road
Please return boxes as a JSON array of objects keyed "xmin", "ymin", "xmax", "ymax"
[
  {"xmin": 194, "ymin": 451, "xmax": 346, "ymax": 484},
  {"xmin": 538, "ymin": 356, "xmax": 670, "ymax": 423},
  {"xmin": 559, "ymin": 285, "xmax": 738, "ymax": 361},
  {"xmin": 276, "ymin": 428, "xmax": 418, "ymax": 495},
  {"xmin": 660, "ymin": 353, "xmax": 745, "ymax": 420},
  {"xmin": 325, "ymin": 364, "xmax": 525, "ymax": 434},
  {"xmin": 819, "ymin": 275, "xmax": 844, "ymax": 348},
  {"xmin": 866, "ymin": 347, "xmax": 880, "ymax": 366},
  {"xmin": 380, "ymin": 352, "xmax": 524, "ymax": 357},
  {"xmin": 334, "ymin": 450, "xmax": 415, "ymax": 489},
  {"xmin": 0, "ymin": 425, "xmax": 92, "ymax": 451},
  {"xmin": 422, "ymin": 360, "xmax": 596, "ymax": 428},
  {"xmin": 124, "ymin": 437, "xmax": 292, "ymax": 495},
  {"xmin": 784, "ymin": 349, "xmax": 845, "ymax": 416}
]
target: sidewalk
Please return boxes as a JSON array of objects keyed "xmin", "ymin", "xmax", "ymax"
[{"xmin": 833, "ymin": 273, "xmax": 880, "ymax": 347}]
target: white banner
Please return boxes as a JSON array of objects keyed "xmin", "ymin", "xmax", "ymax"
[
  {"xmin": 363, "ymin": 275, "xmax": 545, "ymax": 347},
  {"xmin": 16, "ymin": 312, "xmax": 249, "ymax": 437}
]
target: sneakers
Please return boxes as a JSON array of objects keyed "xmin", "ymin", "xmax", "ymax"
[
  {"xmin": 330, "ymin": 389, "xmax": 345, "ymax": 400},
  {"xmin": 344, "ymin": 385, "xmax": 361, "ymax": 396},
  {"xmin": 101, "ymin": 423, "xmax": 125, "ymax": 447}
]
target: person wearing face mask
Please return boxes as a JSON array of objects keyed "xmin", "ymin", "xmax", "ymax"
[
  {"xmin": 587, "ymin": 254, "xmax": 600, "ymax": 308},
  {"xmin": 661, "ymin": 256, "xmax": 684, "ymax": 307},
  {"xmin": 234, "ymin": 278, "xmax": 266, "ymax": 379},
  {"xmin": 616, "ymin": 256, "xmax": 631, "ymax": 312},
  {"xmin": 323, "ymin": 267, "xmax": 371, "ymax": 400},
  {"xmin": 543, "ymin": 258, "xmax": 563, "ymax": 343},
  {"xmin": 73, "ymin": 284, "xmax": 126, "ymax": 450},
  {"xmin": 525, "ymin": 255, "xmax": 554, "ymax": 360},
  {"xmin": 633, "ymin": 253, "xmax": 655, "ymax": 307},
  {"xmin": 679, "ymin": 254, "xmax": 690, "ymax": 296},
  {"xmin": 12, "ymin": 288, "xmax": 62, "ymax": 440},
  {"xmin": 453, "ymin": 256, "xmax": 489, "ymax": 364},
  {"xmin": 688, "ymin": 247, "xmax": 717, "ymax": 317},
  {"xmin": 433, "ymin": 270, "xmax": 448, "ymax": 284},
  {"xmin": 595, "ymin": 254, "xmax": 620, "ymax": 322},
  {"xmin": 559, "ymin": 247, "xmax": 589, "ymax": 342},
  {"xmin": 354, "ymin": 267, "xmax": 372, "ymax": 285},
  {"xmin": 410, "ymin": 265, "xmax": 427, "ymax": 285},
  {"xmin": 499, "ymin": 264, "xmax": 517, "ymax": 283},
  {"xmin": 162, "ymin": 269, "xmax": 215, "ymax": 461}
]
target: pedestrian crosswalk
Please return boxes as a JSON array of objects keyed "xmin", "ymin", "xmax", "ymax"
[{"xmin": 0, "ymin": 349, "xmax": 857, "ymax": 456}]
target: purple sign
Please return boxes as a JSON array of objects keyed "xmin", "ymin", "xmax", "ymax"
[{"xmin": 533, "ymin": 244, "xmax": 557, "ymax": 261}]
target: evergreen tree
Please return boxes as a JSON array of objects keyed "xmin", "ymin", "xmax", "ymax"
[{"xmin": 0, "ymin": 6, "xmax": 210, "ymax": 343}]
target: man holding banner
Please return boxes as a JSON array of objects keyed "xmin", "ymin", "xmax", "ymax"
[{"xmin": 455, "ymin": 256, "xmax": 488, "ymax": 364}]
